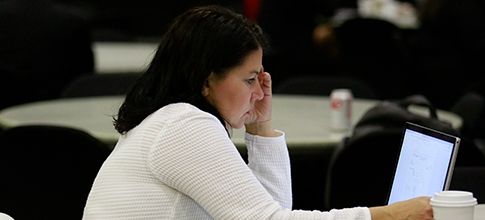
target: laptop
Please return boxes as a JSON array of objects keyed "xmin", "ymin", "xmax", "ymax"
[{"xmin": 386, "ymin": 122, "xmax": 461, "ymax": 205}]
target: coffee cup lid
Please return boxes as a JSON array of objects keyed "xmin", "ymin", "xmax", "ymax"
[{"xmin": 430, "ymin": 190, "xmax": 477, "ymax": 207}]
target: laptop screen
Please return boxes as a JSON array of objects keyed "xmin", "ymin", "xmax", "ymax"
[{"xmin": 387, "ymin": 122, "xmax": 460, "ymax": 205}]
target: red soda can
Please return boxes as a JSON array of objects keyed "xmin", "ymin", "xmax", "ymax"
[{"xmin": 330, "ymin": 89, "xmax": 353, "ymax": 130}]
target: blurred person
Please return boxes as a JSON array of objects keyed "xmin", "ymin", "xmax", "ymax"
[
  {"xmin": 0, "ymin": 0, "xmax": 94, "ymax": 109},
  {"xmin": 312, "ymin": 0, "xmax": 422, "ymax": 101},
  {"xmin": 259, "ymin": 0, "xmax": 420, "ymax": 100},
  {"xmin": 83, "ymin": 5, "xmax": 433, "ymax": 220}
]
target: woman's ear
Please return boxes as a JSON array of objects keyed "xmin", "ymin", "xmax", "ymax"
[{"xmin": 202, "ymin": 73, "xmax": 214, "ymax": 97}]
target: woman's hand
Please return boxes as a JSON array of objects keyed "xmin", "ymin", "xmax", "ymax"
[
  {"xmin": 245, "ymin": 68, "xmax": 278, "ymax": 137},
  {"xmin": 252, "ymin": 68, "xmax": 272, "ymax": 123},
  {"xmin": 369, "ymin": 197, "xmax": 433, "ymax": 220}
]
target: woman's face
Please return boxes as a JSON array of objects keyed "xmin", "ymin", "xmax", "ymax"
[{"xmin": 203, "ymin": 49, "xmax": 264, "ymax": 129}]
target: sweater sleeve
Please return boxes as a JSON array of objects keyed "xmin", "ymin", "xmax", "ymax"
[
  {"xmin": 246, "ymin": 131, "xmax": 293, "ymax": 209},
  {"xmin": 147, "ymin": 108, "xmax": 372, "ymax": 220}
]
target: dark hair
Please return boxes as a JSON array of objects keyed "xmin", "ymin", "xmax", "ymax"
[{"xmin": 114, "ymin": 5, "xmax": 267, "ymax": 134}]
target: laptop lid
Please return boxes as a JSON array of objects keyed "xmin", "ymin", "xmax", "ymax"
[{"xmin": 386, "ymin": 122, "xmax": 460, "ymax": 205}]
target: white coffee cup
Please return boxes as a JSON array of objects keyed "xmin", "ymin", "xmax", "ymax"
[{"xmin": 430, "ymin": 190, "xmax": 477, "ymax": 220}]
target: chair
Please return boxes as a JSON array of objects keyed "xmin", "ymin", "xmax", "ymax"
[
  {"xmin": 451, "ymin": 92, "xmax": 485, "ymax": 139},
  {"xmin": 450, "ymin": 166, "xmax": 485, "ymax": 204},
  {"xmin": 59, "ymin": 73, "xmax": 141, "ymax": 98},
  {"xmin": 0, "ymin": 125, "xmax": 112, "ymax": 220},
  {"xmin": 450, "ymin": 92, "xmax": 485, "ymax": 161},
  {"xmin": 324, "ymin": 133, "xmax": 403, "ymax": 210},
  {"xmin": 274, "ymin": 76, "xmax": 378, "ymax": 99},
  {"xmin": 0, "ymin": 64, "xmax": 38, "ymax": 110}
]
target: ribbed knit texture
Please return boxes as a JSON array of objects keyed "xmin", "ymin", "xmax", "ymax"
[{"xmin": 83, "ymin": 103, "xmax": 371, "ymax": 220}]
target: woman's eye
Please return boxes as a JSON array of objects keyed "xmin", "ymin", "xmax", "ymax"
[{"xmin": 246, "ymin": 78, "xmax": 256, "ymax": 84}]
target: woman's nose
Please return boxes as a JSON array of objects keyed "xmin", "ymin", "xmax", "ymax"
[{"xmin": 251, "ymin": 81, "xmax": 264, "ymax": 101}]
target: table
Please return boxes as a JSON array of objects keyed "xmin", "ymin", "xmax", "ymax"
[
  {"xmin": 476, "ymin": 204, "xmax": 485, "ymax": 220},
  {"xmin": 0, "ymin": 95, "xmax": 464, "ymax": 210},
  {"xmin": 0, "ymin": 95, "xmax": 462, "ymax": 148},
  {"xmin": 231, "ymin": 96, "xmax": 461, "ymax": 148},
  {"xmin": 92, "ymin": 42, "xmax": 158, "ymax": 74}
]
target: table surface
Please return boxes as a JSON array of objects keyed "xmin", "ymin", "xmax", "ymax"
[
  {"xmin": 0, "ymin": 95, "xmax": 462, "ymax": 149},
  {"xmin": 92, "ymin": 42, "xmax": 158, "ymax": 74},
  {"xmin": 476, "ymin": 204, "xmax": 485, "ymax": 220}
]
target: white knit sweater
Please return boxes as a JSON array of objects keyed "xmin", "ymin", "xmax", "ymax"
[{"xmin": 83, "ymin": 103, "xmax": 371, "ymax": 219}]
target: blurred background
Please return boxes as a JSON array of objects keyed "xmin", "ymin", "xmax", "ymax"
[
  {"xmin": 2, "ymin": 0, "xmax": 484, "ymax": 110},
  {"xmin": 1, "ymin": 0, "xmax": 485, "ymax": 215}
]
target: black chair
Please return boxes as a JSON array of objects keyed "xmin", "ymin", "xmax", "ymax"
[
  {"xmin": 60, "ymin": 73, "xmax": 141, "ymax": 98},
  {"xmin": 0, "ymin": 125, "xmax": 112, "ymax": 220},
  {"xmin": 451, "ymin": 92, "xmax": 485, "ymax": 140},
  {"xmin": 324, "ymin": 133, "xmax": 403, "ymax": 210},
  {"xmin": 0, "ymin": 63, "xmax": 41, "ymax": 110},
  {"xmin": 450, "ymin": 166, "xmax": 485, "ymax": 204},
  {"xmin": 274, "ymin": 76, "xmax": 378, "ymax": 99}
]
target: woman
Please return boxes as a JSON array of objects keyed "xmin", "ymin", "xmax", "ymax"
[{"xmin": 83, "ymin": 5, "xmax": 433, "ymax": 219}]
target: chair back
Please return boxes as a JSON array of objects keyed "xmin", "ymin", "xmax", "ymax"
[
  {"xmin": 324, "ymin": 134, "xmax": 402, "ymax": 210},
  {"xmin": 60, "ymin": 73, "xmax": 141, "ymax": 98},
  {"xmin": 451, "ymin": 92, "xmax": 485, "ymax": 139},
  {"xmin": 0, "ymin": 125, "xmax": 111, "ymax": 220},
  {"xmin": 274, "ymin": 76, "xmax": 378, "ymax": 99},
  {"xmin": 450, "ymin": 166, "xmax": 485, "ymax": 204}
]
